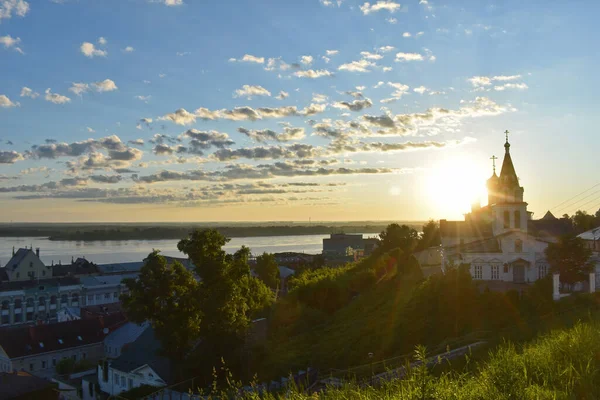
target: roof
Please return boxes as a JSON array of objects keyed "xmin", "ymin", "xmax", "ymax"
[
  {"xmin": 59, "ymin": 306, "xmax": 81, "ymax": 319},
  {"xmin": 0, "ymin": 371, "xmax": 57, "ymax": 400},
  {"xmin": 97, "ymin": 262, "xmax": 144, "ymax": 274},
  {"xmin": 80, "ymin": 302, "xmax": 124, "ymax": 318},
  {"xmin": 110, "ymin": 327, "xmax": 174, "ymax": 384},
  {"xmin": 3, "ymin": 248, "xmax": 37, "ymax": 270},
  {"xmin": 0, "ymin": 313, "xmax": 127, "ymax": 359},
  {"xmin": 459, "ymin": 237, "xmax": 502, "ymax": 253},
  {"xmin": 52, "ymin": 261, "xmax": 98, "ymax": 277},
  {"xmin": 499, "ymin": 141, "xmax": 519, "ymax": 183},
  {"xmin": 439, "ymin": 220, "xmax": 493, "ymax": 239},
  {"xmin": 542, "ymin": 210, "xmax": 557, "ymax": 220},
  {"xmin": 528, "ymin": 218, "xmax": 574, "ymax": 239},
  {"xmin": 278, "ymin": 266, "xmax": 295, "ymax": 279},
  {"xmin": 104, "ymin": 322, "xmax": 149, "ymax": 349},
  {"xmin": 0, "ymin": 276, "xmax": 80, "ymax": 292},
  {"xmin": 578, "ymin": 226, "xmax": 600, "ymax": 241},
  {"xmin": 79, "ymin": 273, "xmax": 137, "ymax": 288}
]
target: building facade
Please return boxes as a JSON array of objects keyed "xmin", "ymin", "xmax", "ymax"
[{"xmin": 441, "ymin": 134, "xmax": 572, "ymax": 287}]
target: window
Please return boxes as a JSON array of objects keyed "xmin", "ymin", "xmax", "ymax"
[
  {"xmin": 114, "ymin": 373, "xmax": 119, "ymax": 384},
  {"xmin": 104, "ymin": 293, "xmax": 110, "ymax": 300},
  {"xmin": 1, "ymin": 301, "xmax": 8, "ymax": 310},
  {"xmin": 72, "ymin": 354, "xmax": 77, "ymax": 361},
  {"xmin": 42, "ymin": 361, "xmax": 46, "ymax": 369},
  {"xmin": 121, "ymin": 376, "xmax": 126, "ymax": 387},
  {"xmin": 114, "ymin": 292, "xmax": 118, "ymax": 299},
  {"xmin": 29, "ymin": 262, "xmax": 33, "ymax": 268},
  {"xmin": 538, "ymin": 264, "xmax": 549, "ymax": 279},
  {"xmin": 514, "ymin": 210, "xmax": 521, "ymax": 229},
  {"xmin": 82, "ymin": 352, "xmax": 86, "ymax": 360},
  {"xmin": 96, "ymin": 294, "xmax": 101, "ymax": 301},
  {"xmin": 42, "ymin": 270, "xmax": 46, "ymax": 276},
  {"xmin": 474, "ymin": 265, "xmax": 483, "ymax": 280},
  {"xmin": 491, "ymin": 265, "xmax": 500, "ymax": 280},
  {"xmin": 29, "ymin": 363, "xmax": 34, "ymax": 371},
  {"xmin": 38, "ymin": 297, "xmax": 45, "ymax": 306},
  {"xmin": 60, "ymin": 294, "xmax": 68, "ymax": 304},
  {"xmin": 16, "ymin": 272, "xmax": 19, "ymax": 279},
  {"xmin": 14, "ymin": 299, "xmax": 22, "ymax": 308},
  {"xmin": 88, "ymin": 295, "xmax": 93, "ymax": 301},
  {"xmin": 52, "ymin": 358, "xmax": 56, "ymax": 367},
  {"xmin": 50, "ymin": 296, "xmax": 56, "ymax": 305},
  {"xmin": 128, "ymin": 378, "xmax": 133, "ymax": 389},
  {"xmin": 515, "ymin": 239, "xmax": 523, "ymax": 253},
  {"xmin": 503, "ymin": 211, "xmax": 510, "ymax": 228}
]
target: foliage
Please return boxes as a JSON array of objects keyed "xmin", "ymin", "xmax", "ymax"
[
  {"xmin": 118, "ymin": 384, "xmax": 163, "ymax": 400},
  {"xmin": 121, "ymin": 251, "xmax": 202, "ymax": 361},
  {"xmin": 378, "ymin": 223, "xmax": 419, "ymax": 254},
  {"xmin": 414, "ymin": 219, "xmax": 441, "ymax": 252},
  {"xmin": 545, "ymin": 235, "xmax": 593, "ymax": 287},
  {"xmin": 55, "ymin": 358, "xmax": 94, "ymax": 375},
  {"xmin": 254, "ymin": 253, "xmax": 280, "ymax": 289}
]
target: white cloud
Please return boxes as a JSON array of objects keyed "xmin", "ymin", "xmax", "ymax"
[
  {"xmin": 230, "ymin": 54, "xmax": 264, "ymax": 64},
  {"xmin": 69, "ymin": 83, "xmax": 89, "ymax": 96},
  {"xmin": 322, "ymin": 56, "xmax": 330, "ymax": 63},
  {"xmin": 395, "ymin": 52, "xmax": 424, "ymax": 62},
  {"xmin": 158, "ymin": 73, "xmax": 166, "ymax": 78},
  {"xmin": 44, "ymin": 88, "xmax": 71, "ymax": 104},
  {"xmin": 0, "ymin": 34, "xmax": 23, "ymax": 53},
  {"xmin": 326, "ymin": 50, "xmax": 339, "ymax": 56},
  {"xmin": 0, "ymin": 0, "xmax": 29, "ymax": 21},
  {"xmin": 264, "ymin": 57, "xmax": 291, "ymax": 71},
  {"xmin": 87, "ymin": 127, "xmax": 95, "ymax": 133},
  {"xmin": 416, "ymin": 31, "xmax": 424, "ymax": 37},
  {"xmin": 383, "ymin": 66, "xmax": 393, "ymax": 72},
  {"xmin": 275, "ymin": 91, "xmax": 289, "ymax": 100},
  {"xmin": 386, "ymin": 17, "xmax": 397, "ymax": 24},
  {"xmin": 312, "ymin": 93, "xmax": 328, "ymax": 103},
  {"xmin": 379, "ymin": 45, "xmax": 395, "ymax": 53},
  {"xmin": 156, "ymin": 0, "xmax": 183, "ymax": 5},
  {"xmin": 300, "ymin": 55, "xmax": 313, "ymax": 65},
  {"xmin": 360, "ymin": 1, "xmax": 401, "ymax": 15},
  {"xmin": 176, "ymin": 51, "xmax": 191, "ymax": 56},
  {"xmin": 97, "ymin": 37, "xmax": 107, "ymax": 46},
  {"xmin": 80, "ymin": 42, "xmax": 107, "ymax": 58},
  {"xmin": 93, "ymin": 79, "xmax": 118, "ymax": 92},
  {"xmin": 135, "ymin": 95, "xmax": 151, "ymax": 102},
  {"xmin": 69, "ymin": 79, "xmax": 118, "ymax": 96},
  {"xmin": 338, "ymin": 59, "xmax": 375, "ymax": 73},
  {"xmin": 0, "ymin": 94, "xmax": 19, "ymax": 108},
  {"xmin": 413, "ymin": 86, "xmax": 428, "ymax": 94},
  {"xmin": 380, "ymin": 81, "xmax": 410, "ymax": 103},
  {"xmin": 402, "ymin": 32, "xmax": 411, "ymax": 37},
  {"xmin": 319, "ymin": 0, "xmax": 343, "ymax": 6},
  {"xmin": 360, "ymin": 51, "xmax": 383, "ymax": 60},
  {"xmin": 373, "ymin": 81, "xmax": 384, "ymax": 88},
  {"xmin": 294, "ymin": 69, "xmax": 333, "ymax": 78},
  {"xmin": 494, "ymin": 82, "xmax": 528, "ymax": 91},
  {"xmin": 234, "ymin": 84, "xmax": 272, "ymax": 99},
  {"xmin": 20, "ymin": 87, "xmax": 39, "ymax": 98},
  {"xmin": 492, "ymin": 74, "xmax": 522, "ymax": 81},
  {"xmin": 122, "ymin": 46, "xmax": 135, "ymax": 53}
]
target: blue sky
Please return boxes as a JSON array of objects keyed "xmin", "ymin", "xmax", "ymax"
[{"xmin": 1, "ymin": 0, "xmax": 599, "ymax": 222}]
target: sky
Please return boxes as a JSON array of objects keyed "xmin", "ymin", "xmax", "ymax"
[{"xmin": 1, "ymin": 0, "xmax": 599, "ymax": 223}]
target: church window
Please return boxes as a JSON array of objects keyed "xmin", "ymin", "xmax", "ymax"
[
  {"xmin": 515, "ymin": 239, "xmax": 523, "ymax": 253},
  {"xmin": 514, "ymin": 211, "xmax": 521, "ymax": 229},
  {"xmin": 491, "ymin": 265, "xmax": 500, "ymax": 280},
  {"xmin": 503, "ymin": 264, "xmax": 509, "ymax": 273},
  {"xmin": 538, "ymin": 264, "xmax": 548, "ymax": 279},
  {"xmin": 473, "ymin": 265, "xmax": 482, "ymax": 280},
  {"xmin": 503, "ymin": 211, "xmax": 510, "ymax": 228}
]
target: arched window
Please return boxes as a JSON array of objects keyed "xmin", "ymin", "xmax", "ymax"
[
  {"xmin": 26, "ymin": 298, "xmax": 34, "ymax": 307},
  {"xmin": 503, "ymin": 211, "xmax": 510, "ymax": 228},
  {"xmin": 515, "ymin": 239, "xmax": 523, "ymax": 253},
  {"xmin": 14, "ymin": 299, "xmax": 22, "ymax": 308},
  {"xmin": 60, "ymin": 294, "xmax": 68, "ymax": 305},
  {"xmin": 38, "ymin": 297, "xmax": 45, "ymax": 306},
  {"xmin": 1, "ymin": 301, "xmax": 8, "ymax": 310},
  {"xmin": 514, "ymin": 210, "xmax": 521, "ymax": 229},
  {"xmin": 515, "ymin": 189, "xmax": 521, "ymax": 202},
  {"xmin": 72, "ymin": 293, "xmax": 79, "ymax": 303},
  {"xmin": 50, "ymin": 296, "xmax": 57, "ymax": 305}
]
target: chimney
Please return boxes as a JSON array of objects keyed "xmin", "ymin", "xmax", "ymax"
[
  {"xmin": 12, "ymin": 247, "xmax": 15, "ymax": 257},
  {"xmin": 36, "ymin": 248, "xmax": 40, "ymax": 258}
]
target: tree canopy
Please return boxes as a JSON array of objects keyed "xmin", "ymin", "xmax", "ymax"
[
  {"xmin": 545, "ymin": 235, "xmax": 593, "ymax": 287},
  {"xmin": 378, "ymin": 223, "xmax": 419, "ymax": 254},
  {"xmin": 254, "ymin": 252, "xmax": 280, "ymax": 289},
  {"xmin": 414, "ymin": 220, "xmax": 441, "ymax": 252}
]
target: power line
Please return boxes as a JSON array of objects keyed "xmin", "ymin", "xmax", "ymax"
[
  {"xmin": 556, "ymin": 188, "xmax": 600, "ymax": 214},
  {"xmin": 564, "ymin": 194, "xmax": 600, "ymax": 216},
  {"xmin": 551, "ymin": 182, "xmax": 600, "ymax": 214}
]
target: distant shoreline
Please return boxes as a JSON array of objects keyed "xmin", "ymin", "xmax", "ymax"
[{"xmin": 0, "ymin": 224, "xmax": 421, "ymax": 242}]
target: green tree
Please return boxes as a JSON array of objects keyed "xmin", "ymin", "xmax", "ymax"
[
  {"xmin": 415, "ymin": 219, "xmax": 441, "ymax": 252},
  {"xmin": 545, "ymin": 236, "xmax": 593, "ymax": 289},
  {"xmin": 254, "ymin": 252, "xmax": 280, "ymax": 289},
  {"xmin": 571, "ymin": 210, "xmax": 597, "ymax": 234},
  {"xmin": 378, "ymin": 223, "xmax": 419, "ymax": 254},
  {"xmin": 121, "ymin": 251, "xmax": 201, "ymax": 361}
]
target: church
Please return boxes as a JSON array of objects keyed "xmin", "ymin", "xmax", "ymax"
[{"xmin": 440, "ymin": 131, "xmax": 572, "ymax": 288}]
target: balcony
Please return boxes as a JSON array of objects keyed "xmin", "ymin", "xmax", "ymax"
[
  {"xmin": 1, "ymin": 310, "xmax": 8, "ymax": 316},
  {"xmin": 50, "ymin": 304, "xmax": 56, "ymax": 310},
  {"xmin": 38, "ymin": 306, "xmax": 45, "ymax": 312},
  {"xmin": 26, "ymin": 307, "xmax": 34, "ymax": 312},
  {"xmin": 71, "ymin": 301, "xmax": 79, "ymax": 307}
]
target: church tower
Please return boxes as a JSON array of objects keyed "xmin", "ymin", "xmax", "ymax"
[{"xmin": 489, "ymin": 131, "xmax": 528, "ymax": 235}]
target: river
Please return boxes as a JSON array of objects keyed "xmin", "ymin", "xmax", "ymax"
[{"xmin": 0, "ymin": 234, "xmax": 378, "ymax": 266}]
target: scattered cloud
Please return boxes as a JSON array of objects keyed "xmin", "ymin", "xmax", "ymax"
[
  {"xmin": 332, "ymin": 98, "xmax": 373, "ymax": 112},
  {"xmin": 234, "ymin": 84, "xmax": 272, "ymax": 99},
  {"xmin": 402, "ymin": 32, "xmax": 411, "ymax": 37},
  {"xmin": 360, "ymin": 51, "xmax": 383, "ymax": 60},
  {"xmin": 68, "ymin": 79, "xmax": 118, "ymax": 96},
  {"xmin": 293, "ymin": 69, "xmax": 333, "ymax": 78},
  {"xmin": 386, "ymin": 17, "xmax": 397, "ymax": 24},
  {"xmin": 300, "ymin": 55, "xmax": 313, "ymax": 65},
  {"xmin": 494, "ymin": 82, "xmax": 528, "ymax": 91},
  {"xmin": 312, "ymin": 93, "xmax": 328, "ymax": 103},
  {"xmin": 97, "ymin": 37, "xmax": 107, "ymax": 46},
  {"xmin": 20, "ymin": 87, "xmax": 39, "ymax": 98},
  {"xmin": 413, "ymin": 86, "xmax": 428, "ymax": 94},
  {"xmin": 80, "ymin": 42, "xmax": 107, "ymax": 58},
  {"xmin": 468, "ymin": 75, "xmax": 525, "ymax": 91},
  {"xmin": 238, "ymin": 126, "xmax": 306, "ymax": 142},
  {"xmin": 319, "ymin": 0, "xmax": 343, "ymax": 6},
  {"xmin": 135, "ymin": 95, "xmax": 151, "ymax": 103},
  {"xmin": 275, "ymin": 91, "xmax": 289, "ymax": 100},
  {"xmin": 122, "ymin": 46, "xmax": 135, "ymax": 53},
  {"xmin": 0, "ymin": 150, "xmax": 23, "ymax": 164},
  {"xmin": 326, "ymin": 50, "xmax": 339, "ymax": 56},
  {"xmin": 229, "ymin": 54, "xmax": 264, "ymax": 64},
  {"xmin": 0, "ymin": 34, "xmax": 23, "ymax": 54},
  {"xmin": 338, "ymin": 59, "xmax": 375, "ymax": 73},
  {"xmin": 395, "ymin": 52, "xmax": 424, "ymax": 62},
  {"xmin": 379, "ymin": 45, "xmax": 395, "ymax": 52},
  {"xmin": 0, "ymin": 0, "xmax": 29, "ymax": 22},
  {"xmin": 360, "ymin": 1, "xmax": 401, "ymax": 15},
  {"xmin": 0, "ymin": 94, "xmax": 19, "ymax": 108}
]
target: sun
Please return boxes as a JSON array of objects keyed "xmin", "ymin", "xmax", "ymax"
[{"xmin": 424, "ymin": 155, "xmax": 488, "ymax": 218}]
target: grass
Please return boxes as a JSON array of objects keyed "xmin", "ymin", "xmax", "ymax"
[{"xmin": 216, "ymin": 319, "xmax": 600, "ymax": 399}]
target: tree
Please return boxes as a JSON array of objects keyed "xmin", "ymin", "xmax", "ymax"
[
  {"xmin": 378, "ymin": 223, "xmax": 419, "ymax": 254},
  {"xmin": 571, "ymin": 210, "xmax": 597, "ymax": 234},
  {"xmin": 415, "ymin": 220, "xmax": 441, "ymax": 252},
  {"xmin": 545, "ymin": 236, "xmax": 593, "ymax": 289},
  {"xmin": 121, "ymin": 251, "xmax": 201, "ymax": 361},
  {"xmin": 254, "ymin": 252, "xmax": 280, "ymax": 289}
]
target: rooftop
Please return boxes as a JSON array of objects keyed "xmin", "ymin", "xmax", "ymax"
[{"xmin": 0, "ymin": 371, "xmax": 57, "ymax": 400}]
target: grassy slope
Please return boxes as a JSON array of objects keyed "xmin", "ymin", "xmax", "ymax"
[{"xmin": 259, "ymin": 276, "xmax": 419, "ymax": 379}]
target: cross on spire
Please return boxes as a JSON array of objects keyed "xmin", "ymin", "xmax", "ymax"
[
  {"xmin": 505, "ymin": 129, "xmax": 510, "ymax": 143},
  {"xmin": 490, "ymin": 155, "xmax": 498, "ymax": 174}
]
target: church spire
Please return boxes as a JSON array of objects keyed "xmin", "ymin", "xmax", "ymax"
[{"xmin": 499, "ymin": 129, "xmax": 518, "ymax": 183}]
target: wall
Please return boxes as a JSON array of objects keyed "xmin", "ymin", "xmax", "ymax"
[
  {"xmin": 8, "ymin": 251, "xmax": 50, "ymax": 282},
  {"xmin": 98, "ymin": 363, "xmax": 166, "ymax": 396},
  {"xmin": 7, "ymin": 343, "xmax": 103, "ymax": 376}
]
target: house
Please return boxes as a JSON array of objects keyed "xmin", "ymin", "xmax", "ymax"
[
  {"xmin": 103, "ymin": 322, "xmax": 149, "ymax": 359},
  {"xmin": 57, "ymin": 306, "xmax": 81, "ymax": 323},
  {"xmin": 577, "ymin": 227, "xmax": 600, "ymax": 290},
  {"xmin": 79, "ymin": 274, "xmax": 136, "ymax": 307},
  {"xmin": 278, "ymin": 266, "xmax": 295, "ymax": 294},
  {"xmin": 413, "ymin": 247, "xmax": 443, "ymax": 277},
  {"xmin": 441, "ymin": 133, "xmax": 574, "ymax": 290},
  {"xmin": 0, "ymin": 313, "xmax": 126, "ymax": 377},
  {"xmin": 97, "ymin": 327, "xmax": 174, "ymax": 396},
  {"xmin": 2, "ymin": 247, "xmax": 53, "ymax": 282},
  {"xmin": 52, "ymin": 258, "xmax": 99, "ymax": 278},
  {"xmin": 0, "ymin": 371, "xmax": 59, "ymax": 400}
]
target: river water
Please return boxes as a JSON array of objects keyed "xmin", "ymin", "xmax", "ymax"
[{"xmin": 0, "ymin": 234, "xmax": 378, "ymax": 266}]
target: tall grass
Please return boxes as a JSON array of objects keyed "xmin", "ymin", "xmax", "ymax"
[{"xmin": 210, "ymin": 320, "xmax": 600, "ymax": 399}]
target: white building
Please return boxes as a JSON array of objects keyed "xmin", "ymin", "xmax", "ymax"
[{"xmin": 441, "ymin": 133, "xmax": 573, "ymax": 288}]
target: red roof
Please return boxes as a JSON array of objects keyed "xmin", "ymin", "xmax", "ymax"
[{"xmin": 0, "ymin": 313, "xmax": 127, "ymax": 359}]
